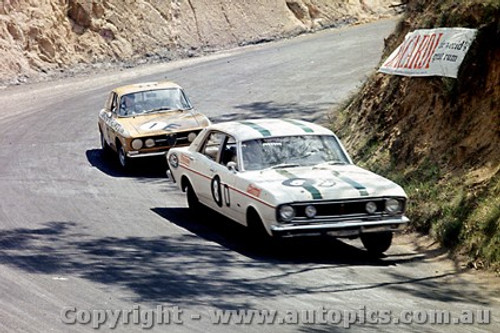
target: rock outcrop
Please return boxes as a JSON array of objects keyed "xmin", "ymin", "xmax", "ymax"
[{"xmin": 0, "ymin": 0, "xmax": 397, "ymax": 84}]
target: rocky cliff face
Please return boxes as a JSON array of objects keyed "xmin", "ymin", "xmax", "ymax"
[
  {"xmin": 332, "ymin": 0, "xmax": 500, "ymax": 269},
  {"xmin": 0, "ymin": 0, "xmax": 396, "ymax": 84}
]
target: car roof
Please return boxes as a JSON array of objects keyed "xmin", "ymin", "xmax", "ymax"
[
  {"xmin": 207, "ymin": 118, "xmax": 335, "ymax": 141},
  {"xmin": 113, "ymin": 81, "xmax": 182, "ymax": 96}
]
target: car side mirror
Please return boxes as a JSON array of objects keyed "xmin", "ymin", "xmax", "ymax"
[
  {"xmin": 226, "ymin": 161, "xmax": 238, "ymax": 172},
  {"xmin": 100, "ymin": 108, "xmax": 108, "ymax": 116},
  {"xmin": 101, "ymin": 108, "xmax": 113, "ymax": 118}
]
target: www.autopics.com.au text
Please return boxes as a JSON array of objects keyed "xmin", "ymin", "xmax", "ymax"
[{"xmin": 60, "ymin": 305, "xmax": 492, "ymax": 329}]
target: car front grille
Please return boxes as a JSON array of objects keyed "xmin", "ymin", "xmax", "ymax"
[
  {"xmin": 144, "ymin": 130, "xmax": 201, "ymax": 149},
  {"xmin": 280, "ymin": 197, "xmax": 406, "ymax": 224}
]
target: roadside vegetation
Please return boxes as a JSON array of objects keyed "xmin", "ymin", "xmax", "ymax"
[{"xmin": 330, "ymin": 0, "xmax": 499, "ymax": 271}]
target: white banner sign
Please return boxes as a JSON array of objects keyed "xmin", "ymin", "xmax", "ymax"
[{"xmin": 378, "ymin": 28, "xmax": 477, "ymax": 78}]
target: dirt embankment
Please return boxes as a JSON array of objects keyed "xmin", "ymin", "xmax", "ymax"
[
  {"xmin": 332, "ymin": 0, "xmax": 499, "ymax": 270},
  {"xmin": 0, "ymin": 0, "xmax": 397, "ymax": 85}
]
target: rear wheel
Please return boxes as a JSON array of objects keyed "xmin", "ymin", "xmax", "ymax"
[
  {"xmin": 360, "ymin": 232, "xmax": 393, "ymax": 254},
  {"xmin": 186, "ymin": 183, "xmax": 202, "ymax": 212},
  {"xmin": 117, "ymin": 143, "xmax": 129, "ymax": 169},
  {"xmin": 100, "ymin": 130, "xmax": 111, "ymax": 155}
]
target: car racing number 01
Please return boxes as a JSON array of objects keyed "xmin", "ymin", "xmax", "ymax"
[{"xmin": 211, "ymin": 175, "xmax": 230, "ymax": 207}]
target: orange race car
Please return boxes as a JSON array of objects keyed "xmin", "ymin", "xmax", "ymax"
[{"xmin": 98, "ymin": 81, "xmax": 211, "ymax": 168}]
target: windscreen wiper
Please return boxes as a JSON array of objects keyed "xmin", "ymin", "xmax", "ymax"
[{"xmin": 270, "ymin": 163, "xmax": 301, "ymax": 169}]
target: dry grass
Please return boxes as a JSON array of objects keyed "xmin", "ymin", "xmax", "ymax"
[{"xmin": 329, "ymin": 0, "xmax": 500, "ymax": 270}]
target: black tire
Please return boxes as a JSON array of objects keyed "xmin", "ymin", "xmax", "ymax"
[
  {"xmin": 360, "ymin": 232, "xmax": 393, "ymax": 254},
  {"xmin": 100, "ymin": 130, "xmax": 111, "ymax": 155},
  {"xmin": 117, "ymin": 143, "xmax": 129, "ymax": 169},
  {"xmin": 247, "ymin": 209, "xmax": 271, "ymax": 242},
  {"xmin": 186, "ymin": 183, "xmax": 202, "ymax": 212}
]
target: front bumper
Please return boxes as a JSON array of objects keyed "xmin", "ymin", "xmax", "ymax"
[
  {"xmin": 126, "ymin": 150, "xmax": 168, "ymax": 158},
  {"xmin": 270, "ymin": 216, "xmax": 409, "ymax": 238}
]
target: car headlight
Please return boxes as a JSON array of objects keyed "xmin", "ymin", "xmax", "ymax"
[
  {"xmin": 168, "ymin": 153, "xmax": 179, "ymax": 168},
  {"xmin": 131, "ymin": 139, "xmax": 143, "ymax": 150},
  {"xmin": 365, "ymin": 201, "xmax": 377, "ymax": 214},
  {"xmin": 305, "ymin": 205, "xmax": 317, "ymax": 218},
  {"xmin": 385, "ymin": 198, "xmax": 402, "ymax": 215},
  {"xmin": 279, "ymin": 205, "xmax": 295, "ymax": 222},
  {"xmin": 145, "ymin": 138, "xmax": 155, "ymax": 148},
  {"xmin": 187, "ymin": 132, "xmax": 198, "ymax": 142}
]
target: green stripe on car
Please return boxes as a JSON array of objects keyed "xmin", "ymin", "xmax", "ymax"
[
  {"xmin": 283, "ymin": 119, "xmax": 314, "ymax": 133},
  {"xmin": 332, "ymin": 171, "xmax": 369, "ymax": 196},
  {"xmin": 276, "ymin": 169, "xmax": 323, "ymax": 200},
  {"xmin": 239, "ymin": 121, "xmax": 271, "ymax": 137}
]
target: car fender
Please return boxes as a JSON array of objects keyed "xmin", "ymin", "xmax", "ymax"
[
  {"xmin": 244, "ymin": 193, "xmax": 276, "ymax": 233},
  {"xmin": 116, "ymin": 136, "xmax": 127, "ymax": 151}
]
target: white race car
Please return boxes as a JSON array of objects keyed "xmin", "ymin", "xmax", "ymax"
[{"xmin": 167, "ymin": 118, "xmax": 409, "ymax": 253}]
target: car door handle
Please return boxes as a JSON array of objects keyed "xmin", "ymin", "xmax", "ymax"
[{"xmin": 209, "ymin": 167, "xmax": 216, "ymax": 172}]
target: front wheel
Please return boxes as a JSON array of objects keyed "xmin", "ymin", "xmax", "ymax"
[
  {"xmin": 360, "ymin": 232, "xmax": 393, "ymax": 254},
  {"xmin": 247, "ymin": 210, "xmax": 271, "ymax": 242},
  {"xmin": 117, "ymin": 144, "xmax": 129, "ymax": 169}
]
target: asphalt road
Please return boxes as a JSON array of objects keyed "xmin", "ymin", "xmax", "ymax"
[{"xmin": 0, "ymin": 19, "xmax": 498, "ymax": 332}]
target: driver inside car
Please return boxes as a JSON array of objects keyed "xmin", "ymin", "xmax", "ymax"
[
  {"xmin": 119, "ymin": 94, "xmax": 138, "ymax": 116},
  {"xmin": 242, "ymin": 140, "xmax": 265, "ymax": 170}
]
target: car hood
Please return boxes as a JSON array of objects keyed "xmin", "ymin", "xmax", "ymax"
[
  {"xmin": 117, "ymin": 110, "xmax": 209, "ymax": 137},
  {"xmin": 239, "ymin": 164, "xmax": 407, "ymax": 202}
]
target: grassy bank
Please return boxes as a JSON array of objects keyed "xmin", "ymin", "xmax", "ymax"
[{"xmin": 330, "ymin": 0, "xmax": 499, "ymax": 271}]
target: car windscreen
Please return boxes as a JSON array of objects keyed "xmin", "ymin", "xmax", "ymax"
[
  {"xmin": 241, "ymin": 135, "xmax": 350, "ymax": 171},
  {"xmin": 118, "ymin": 88, "xmax": 192, "ymax": 117}
]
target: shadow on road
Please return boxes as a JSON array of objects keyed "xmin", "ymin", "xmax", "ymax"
[
  {"xmin": 152, "ymin": 207, "xmax": 403, "ymax": 266},
  {"xmin": 210, "ymin": 100, "xmax": 333, "ymax": 123},
  {"xmin": 0, "ymin": 220, "xmax": 496, "ymax": 309},
  {"xmin": 86, "ymin": 148, "xmax": 168, "ymax": 178}
]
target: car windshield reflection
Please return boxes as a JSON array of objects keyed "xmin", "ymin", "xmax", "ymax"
[
  {"xmin": 241, "ymin": 135, "xmax": 350, "ymax": 171},
  {"xmin": 118, "ymin": 88, "xmax": 192, "ymax": 117}
]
